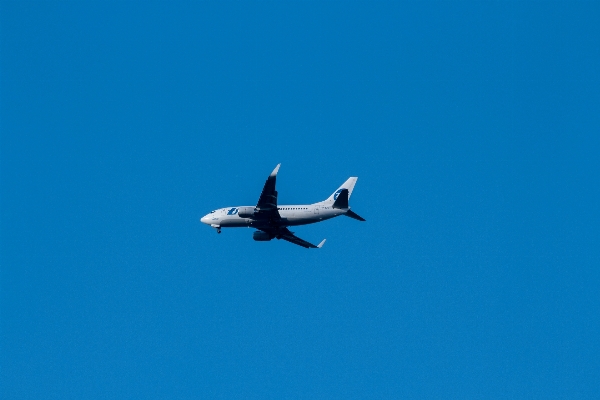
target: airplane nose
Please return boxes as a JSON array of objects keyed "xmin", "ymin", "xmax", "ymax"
[{"xmin": 200, "ymin": 215, "xmax": 210, "ymax": 224}]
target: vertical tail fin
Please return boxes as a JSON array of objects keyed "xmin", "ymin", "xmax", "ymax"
[
  {"xmin": 323, "ymin": 177, "xmax": 358, "ymax": 204},
  {"xmin": 332, "ymin": 189, "xmax": 349, "ymax": 209}
]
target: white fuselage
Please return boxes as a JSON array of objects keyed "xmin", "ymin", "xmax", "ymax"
[{"xmin": 201, "ymin": 203, "xmax": 346, "ymax": 229}]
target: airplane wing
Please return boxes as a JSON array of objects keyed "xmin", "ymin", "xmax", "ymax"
[
  {"xmin": 254, "ymin": 164, "xmax": 281, "ymax": 219},
  {"xmin": 280, "ymin": 230, "xmax": 326, "ymax": 248},
  {"xmin": 258, "ymin": 227, "xmax": 326, "ymax": 249}
]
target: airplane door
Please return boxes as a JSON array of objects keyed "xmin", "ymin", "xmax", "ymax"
[{"xmin": 314, "ymin": 206, "xmax": 319, "ymax": 215}]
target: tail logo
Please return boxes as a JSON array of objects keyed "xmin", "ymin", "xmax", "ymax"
[{"xmin": 333, "ymin": 189, "xmax": 344, "ymax": 200}]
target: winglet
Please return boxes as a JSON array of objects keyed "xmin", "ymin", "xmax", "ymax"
[
  {"xmin": 270, "ymin": 163, "xmax": 281, "ymax": 177},
  {"xmin": 317, "ymin": 239, "xmax": 326, "ymax": 248}
]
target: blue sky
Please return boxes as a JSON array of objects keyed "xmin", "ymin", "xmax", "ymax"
[{"xmin": 1, "ymin": 1, "xmax": 599, "ymax": 398}]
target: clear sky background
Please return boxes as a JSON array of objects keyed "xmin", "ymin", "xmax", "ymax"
[{"xmin": 1, "ymin": 2, "xmax": 599, "ymax": 398}]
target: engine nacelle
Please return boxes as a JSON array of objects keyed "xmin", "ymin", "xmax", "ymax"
[
  {"xmin": 253, "ymin": 231, "xmax": 273, "ymax": 241},
  {"xmin": 238, "ymin": 206, "xmax": 256, "ymax": 218}
]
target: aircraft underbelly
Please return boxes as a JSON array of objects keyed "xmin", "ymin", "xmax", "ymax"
[
  {"xmin": 220, "ymin": 218, "xmax": 249, "ymax": 227},
  {"xmin": 284, "ymin": 216, "xmax": 320, "ymax": 226}
]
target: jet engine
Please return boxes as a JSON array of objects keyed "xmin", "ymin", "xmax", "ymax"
[
  {"xmin": 253, "ymin": 231, "xmax": 273, "ymax": 241},
  {"xmin": 237, "ymin": 206, "xmax": 256, "ymax": 218}
]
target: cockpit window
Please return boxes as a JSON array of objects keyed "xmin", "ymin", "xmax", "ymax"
[{"xmin": 210, "ymin": 211, "xmax": 215, "ymax": 213}]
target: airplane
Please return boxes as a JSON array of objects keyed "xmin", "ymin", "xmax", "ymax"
[{"xmin": 200, "ymin": 164, "xmax": 365, "ymax": 248}]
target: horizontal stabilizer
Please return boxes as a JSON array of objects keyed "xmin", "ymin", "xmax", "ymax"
[
  {"xmin": 317, "ymin": 239, "xmax": 326, "ymax": 248},
  {"xmin": 345, "ymin": 210, "xmax": 366, "ymax": 221}
]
